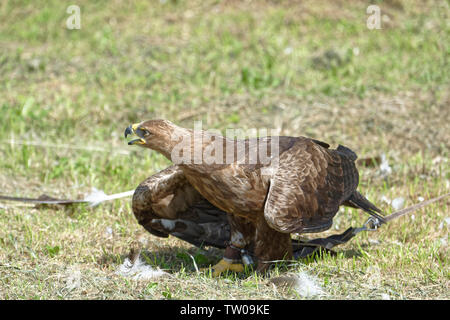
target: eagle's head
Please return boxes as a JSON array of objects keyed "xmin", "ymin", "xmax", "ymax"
[{"xmin": 124, "ymin": 119, "xmax": 186, "ymax": 159}]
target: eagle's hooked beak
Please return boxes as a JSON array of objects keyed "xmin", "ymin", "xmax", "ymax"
[{"xmin": 124, "ymin": 123, "xmax": 146, "ymax": 145}]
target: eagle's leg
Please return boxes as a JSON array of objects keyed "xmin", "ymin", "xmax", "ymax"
[
  {"xmin": 206, "ymin": 214, "xmax": 255, "ymax": 277},
  {"xmin": 206, "ymin": 249, "xmax": 245, "ymax": 277},
  {"xmin": 254, "ymin": 215, "xmax": 292, "ymax": 273}
]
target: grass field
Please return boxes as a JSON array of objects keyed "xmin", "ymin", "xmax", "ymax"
[{"xmin": 0, "ymin": 0, "xmax": 449, "ymax": 299}]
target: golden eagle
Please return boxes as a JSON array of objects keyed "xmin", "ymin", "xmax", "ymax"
[{"xmin": 125, "ymin": 120, "xmax": 384, "ymax": 275}]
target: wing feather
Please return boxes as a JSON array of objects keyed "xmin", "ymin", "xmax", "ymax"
[
  {"xmin": 264, "ymin": 138, "xmax": 359, "ymax": 234},
  {"xmin": 132, "ymin": 165, "xmax": 230, "ymax": 248}
]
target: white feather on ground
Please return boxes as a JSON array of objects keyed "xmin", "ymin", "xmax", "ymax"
[
  {"xmin": 84, "ymin": 188, "xmax": 108, "ymax": 206},
  {"xmin": 105, "ymin": 226, "xmax": 113, "ymax": 236},
  {"xmin": 438, "ymin": 217, "xmax": 450, "ymax": 230},
  {"xmin": 368, "ymin": 239, "xmax": 381, "ymax": 245},
  {"xmin": 84, "ymin": 188, "xmax": 135, "ymax": 207},
  {"xmin": 269, "ymin": 272, "xmax": 324, "ymax": 298},
  {"xmin": 381, "ymin": 293, "xmax": 391, "ymax": 300},
  {"xmin": 391, "ymin": 197, "xmax": 405, "ymax": 210},
  {"xmin": 364, "ymin": 265, "xmax": 382, "ymax": 288},
  {"xmin": 116, "ymin": 256, "xmax": 168, "ymax": 280},
  {"xmin": 379, "ymin": 154, "xmax": 392, "ymax": 177},
  {"xmin": 63, "ymin": 268, "xmax": 82, "ymax": 291},
  {"xmin": 381, "ymin": 195, "xmax": 391, "ymax": 205}
]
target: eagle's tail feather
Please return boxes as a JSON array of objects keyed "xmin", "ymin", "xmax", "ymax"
[{"xmin": 344, "ymin": 191, "xmax": 386, "ymax": 223}]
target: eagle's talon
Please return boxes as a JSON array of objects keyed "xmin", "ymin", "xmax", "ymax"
[{"xmin": 202, "ymin": 259, "xmax": 244, "ymax": 277}]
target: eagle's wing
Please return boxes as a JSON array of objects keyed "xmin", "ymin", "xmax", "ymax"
[
  {"xmin": 132, "ymin": 165, "xmax": 230, "ymax": 248},
  {"xmin": 264, "ymin": 138, "xmax": 359, "ymax": 234}
]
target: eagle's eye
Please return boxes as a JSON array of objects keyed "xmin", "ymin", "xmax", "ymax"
[
  {"xmin": 142, "ymin": 129, "xmax": 151, "ymax": 137},
  {"xmin": 136, "ymin": 127, "xmax": 151, "ymax": 138}
]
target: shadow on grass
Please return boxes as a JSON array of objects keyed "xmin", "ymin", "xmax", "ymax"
[
  {"xmin": 98, "ymin": 244, "xmax": 366, "ymax": 280},
  {"xmin": 336, "ymin": 249, "xmax": 363, "ymax": 259},
  {"xmin": 98, "ymin": 245, "xmax": 224, "ymax": 274},
  {"xmin": 98, "ymin": 245, "xmax": 365, "ymax": 280}
]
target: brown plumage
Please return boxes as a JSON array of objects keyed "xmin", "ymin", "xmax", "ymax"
[{"xmin": 125, "ymin": 119, "xmax": 383, "ymax": 273}]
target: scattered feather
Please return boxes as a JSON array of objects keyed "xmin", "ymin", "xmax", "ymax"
[
  {"xmin": 432, "ymin": 156, "xmax": 445, "ymax": 165},
  {"xmin": 105, "ymin": 226, "xmax": 113, "ymax": 236},
  {"xmin": 379, "ymin": 154, "xmax": 392, "ymax": 177},
  {"xmin": 283, "ymin": 47, "xmax": 293, "ymax": 55},
  {"xmin": 391, "ymin": 197, "xmax": 405, "ymax": 211},
  {"xmin": 189, "ymin": 254, "xmax": 199, "ymax": 273},
  {"xmin": 364, "ymin": 266, "xmax": 381, "ymax": 288},
  {"xmin": 381, "ymin": 195, "xmax": 391, "ymax": 205},
  {"xmin": 64, "ymin": 269, "xmax": 82, "ymax": 291},
  {"xmin": 269, "ymin": 272, "xmax": 324, "ymax": 298},
  {"xmin": 84, "ymin": 188, "xmax": 108, "ymax": 207},
  {"xmin": 116, "ymin": 256, "xmax": 168, "ymax": 281},
  {"xmin": 83, "ymin": 188, "xmax": 134, "ymax": 207},
  {"xmin": 390, "ymin": 240, "xmax": 404, "ymax": 246},
  {"xmin": 438, "ymin": 217, "xmax": 450, "ymax": 230},
  {"xmin": 381, "ymin": 293, "xmax": 391, "ymax": 300}
]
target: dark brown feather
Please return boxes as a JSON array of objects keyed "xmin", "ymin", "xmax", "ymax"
[
  {"xmin": 264, "ymin": 138, "xmax": 359, "ymax": 234},
  {"xmin": 132, "ymin": 165, "xmax": 231, "ymax": 248}
]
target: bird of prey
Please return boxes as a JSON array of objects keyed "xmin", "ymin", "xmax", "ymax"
[{"xmin": 125, "ymin": 120, "xmax": 384, "ymax": 276}]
